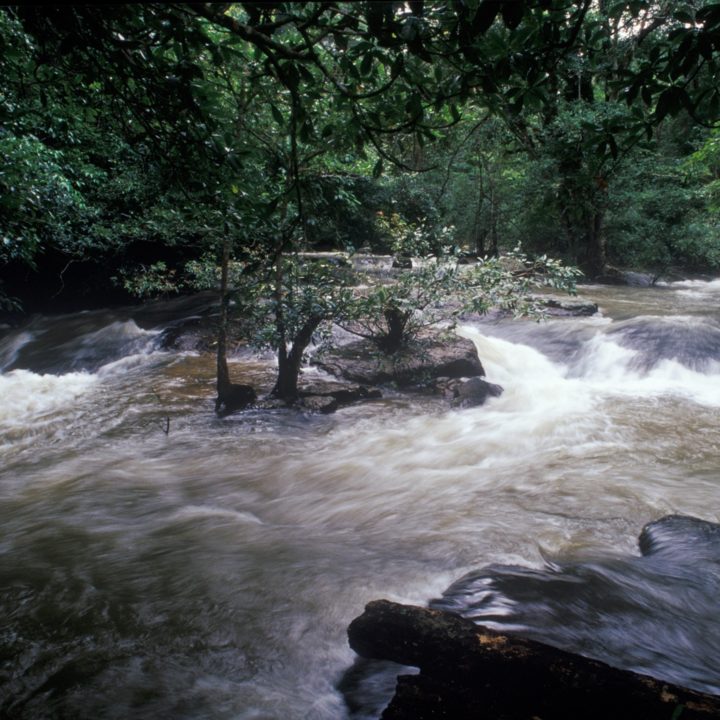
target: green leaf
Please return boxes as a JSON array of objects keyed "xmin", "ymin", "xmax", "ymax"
[
  {"xmin": 471, "ymin": 1, "xmax": 501, "ymax": 34},
  {"xmin": 608, "ymin": 135, "xmax": 618, "ymax": 160},
  {"xmin": 655, "ymin": 87, "xmax": 689, "ymax": 121},
  {"xmin": 501, "ymin": 2, "xmax": 524, "ymax": 30},
  {"xmin": 270, "ymin": 104, "xmax": 284, "ymax": 126},
  {"xmin": 360, "ymin": 52, "xmax": 373, "ymax": 77}
]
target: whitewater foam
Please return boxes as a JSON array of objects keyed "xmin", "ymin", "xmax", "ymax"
[{"xmin": 0, "ymin": 369, "xmax": 97, "ymax": 429}]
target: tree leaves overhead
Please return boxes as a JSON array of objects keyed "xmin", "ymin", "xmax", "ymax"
[
  {"xmin": 9, "ymin": 1, "xmax": 720, "ymax": 165},
  {"xmin": 3, "ymin": 0, "xmax": 720, "ymax": 307}
]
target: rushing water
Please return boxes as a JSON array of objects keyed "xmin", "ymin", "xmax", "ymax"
[{"xmin": 1, "ymin": 280, "xmax": 720, "ymax": 719}]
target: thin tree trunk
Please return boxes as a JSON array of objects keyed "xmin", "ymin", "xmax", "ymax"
[
  {"xmin": 214, "ymin": 233, "xmax": 256, "ymax": 414},
  {"xmin": 584, "ymin": 209, "xmax": 606, "ymax": 278},
  {"xmin": 472, "ymin": 174, "xmax": 486, "ymax": 257},
  {"xmin": 216, "ymin": 233, "xmax": 231, "ymax": 403},
  {"xmin": 489, "ymin": 182, "xmax": 499, "ymax": 258}
]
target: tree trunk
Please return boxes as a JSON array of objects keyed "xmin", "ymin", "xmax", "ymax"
[
  {"xmin": 472, "ymin": 171, "xmax": 485, "ymax": 257},
  {"xmin": 583, "ymin": 208, "xmax": 606, "ymax": 278},
  {"xmin": 489, "ymin": 184, "xmax": 499, "ymax": 258},
  {"xmin": 270, "ymin": 314, "xmax": 323, "ymax": 401},
  {"xmin": 557, "ymin": 178, "xmax": 606, "ymax": 278},
  {"xmin": 379, "ymin": 306, "xmax": 408, "ymax": 354},
  {"xmin": 216, "ymin": 234, "xmax": 232, "ymax": 404},
  {"xmin": 215, "ymin": 234, "xmax": 256, "ymax": 414},
  {"xmin": 348, "ymin": 600, "xmax": 720, "ymax": 720}
]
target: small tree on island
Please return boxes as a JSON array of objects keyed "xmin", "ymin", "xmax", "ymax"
[
  {"xmin": 204, "ymin": 222, "xmax": 581, "ymax": 411},
  {"xmin": 340, "ymin": 218, "xmax": 582, "ymax": 356}
]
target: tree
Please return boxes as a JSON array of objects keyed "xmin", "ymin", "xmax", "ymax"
[{"xmin": 5, "ymin": 1, "xmax": 720, "ymax": 407}]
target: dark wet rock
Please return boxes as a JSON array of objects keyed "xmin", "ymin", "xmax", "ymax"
[
  {"xmin": 311, "ymin": 332, "xmax": 484, "ymax": 388},
  {"xmin": 158, "ymin": 314, "xmax": 254, "ymax": 355},
  {"xmin": 298, "ymin": 382, "xmax": 382, "ymax": 413},
  {"xmin": 440, "ymin": 376, "xmax": 504, "ymax": 408},
  {"xmin": 299, "ymin": 395, "xmax": 339, "ymax": 413},
  {"xmin": 392, "ymin": 256, "xmax": 413, "ymax": 269},
  {"xmin": 541, "ymin": 296, "xmax": 599, "ymax": 317},
  {"xmin": 429, "ymin": 514, "xmax": 720, "ymax": 700},
  {"xmin": 215, "ymin": 384, "xmax": 257, "ymax": 415},
  {"xmin": 343, "ymin": 515, "xmax": 720, "ymax": 718},
  {"xmin": 346, "ymin": 599, "xmax": 720, "ymax": 720},
  {"xmin": 158, "ymin": 315, "xmax": 213, "ymax": 352}
]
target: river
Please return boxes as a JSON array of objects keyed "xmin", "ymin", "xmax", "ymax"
[{"xmin": 1, "ymin": 280, "xmax": 719, "ymax": 719}]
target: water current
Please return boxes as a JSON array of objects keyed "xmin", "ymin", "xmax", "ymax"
[{"xmin": 1, "ymin": 279, "xmax": 719, "ymax": 719}]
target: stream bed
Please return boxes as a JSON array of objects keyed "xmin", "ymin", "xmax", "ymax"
[{"xmin": 1, "ymin": 279, "xmax": 719, "ymax": 719}]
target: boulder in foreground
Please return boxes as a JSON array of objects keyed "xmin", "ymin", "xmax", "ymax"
[{"xmin": 348, "ymin": 599, "xmax": 720, "ymax": 719}]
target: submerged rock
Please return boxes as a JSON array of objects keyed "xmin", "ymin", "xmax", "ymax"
[
  {"xmin": 391, "ymin": 256, "xmax": 413, "ymax": 269},
  {"xmin": 594, "ymin": 267, "xmax": 657, "ymax": 287},
  {"xmin": 298, "ymin": 384, "xmax": 382, "ymax": 414},
  {"xmin": 299, "ymin": 395, "xmax": 339, "ymax": 413},
  {"xmin": 442, "ymin": 376, "xmax": 504, "ymax": 408},
  {"xmin": 246, "ymin": 383, "xmax": 382, "ymax": 415},
  {"xmin": 541, "ymin": 296, "xmax": 599, "ymax": 317}
]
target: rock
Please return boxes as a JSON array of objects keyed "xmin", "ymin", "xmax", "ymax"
[
  {"xmin": 444, "ymin": 376, "xmax": 504, "ymax": 408},
  {"xmin": 298, "ymin": 251, "xmax": 351, "ymax": 268},
  {"xmin": 158, "ymin": 315, "xmax": 211, "ymax": 351},
  {"xmin": 327, "ymin": 386, "xmax": 383, "ymax": 404},
  {"xmin": 312, "ymin": 332, "xmax": 484, "ymax": 388},
  {"xmin": 392, "ymin": 256, "xmax": 413, "ymax": 269},
  {"xmin": 347, "ymin": 599, "xmax": 720, "ymax": 720},
  {"xmin": 542, "ymin": 296, "xmax": 599, "ymax": 317},
  {"xmin": 215, "ymin": 383, "xmax": 256, "ymax": 415},
  {"xmin": 299, "ymin": 395, "xmax": 339, "ymax": 413},
  {"xmin": 298, "ymin": 383, "xmax": 383, "ymax": 413},
  {"xmin": 254, "ymin": 397, "xmax": 289, "ymax": 411}
]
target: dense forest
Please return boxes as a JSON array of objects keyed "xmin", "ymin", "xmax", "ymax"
[{"xmin": 2, "ymin": 1, "xmax": 720, "ymax": 399}]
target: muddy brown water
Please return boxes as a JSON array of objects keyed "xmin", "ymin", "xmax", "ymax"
[{"xmin": 1, "ymin": 279, "xmax": 719, "ymax": 719}]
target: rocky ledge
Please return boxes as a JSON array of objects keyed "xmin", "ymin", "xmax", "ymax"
[
  {"xmin": 307, "ymin": 330, "xmax": 504, "ymax": 412},
  {"xmin": 347, "ymin": 599, "xmax": 720, "ymax": 719},
  {"xmin": 311, "ymin": 332, "xmax": 486, "ymax": 388}
]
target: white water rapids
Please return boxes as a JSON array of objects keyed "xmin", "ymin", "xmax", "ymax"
[{"xmin": 1, "ymin": 281, "xmax": 719, "ymax": 719}]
